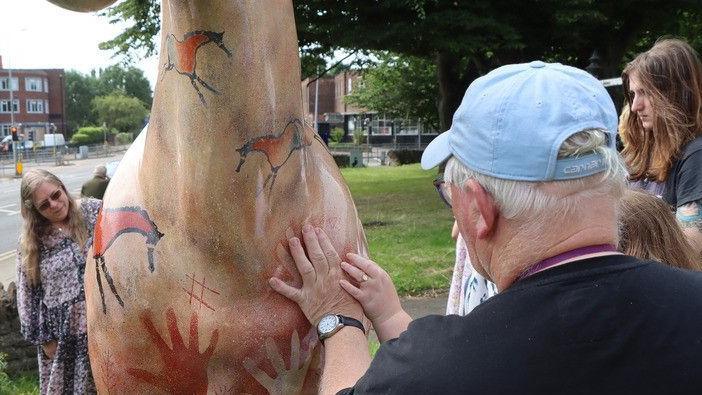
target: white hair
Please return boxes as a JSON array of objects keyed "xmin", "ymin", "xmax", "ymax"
[{"xmin": 444, "ymin": 129, "xmax": 628, "ymax": 222}]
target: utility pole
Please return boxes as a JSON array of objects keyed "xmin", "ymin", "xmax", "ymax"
[
  {"xmin": 313, "ymin": 68, "xmax": 319, "ymax": 133},
  {"xmin": 8, "ymin": 64, "xmax": 20, "ymax": 176}
]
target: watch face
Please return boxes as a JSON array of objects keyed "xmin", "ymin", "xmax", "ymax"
[{"xmin": 318, "ymin": 315, "xmax": 339, "ymax": 334}]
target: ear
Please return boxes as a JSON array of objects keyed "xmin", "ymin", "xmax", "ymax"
[{"xmin": 465, "ymin": 179, "xmax": 498, "ymax": 239}]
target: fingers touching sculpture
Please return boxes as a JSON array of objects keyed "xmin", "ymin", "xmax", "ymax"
[{"xmin": 48, "ymin": 1, "xmax": 368, "ymax": 393}]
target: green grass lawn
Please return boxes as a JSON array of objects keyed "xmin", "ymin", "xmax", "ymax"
[{"xmin": 341, "ymin": 164, "xmax": 456, "ymax": 296}]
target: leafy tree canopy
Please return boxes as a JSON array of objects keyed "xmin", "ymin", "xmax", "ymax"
[
  {"xmin": 345, "ymin": 52, "xmax": 439, "ymax": 129},
  {"xmin": 92, "ymin": 93, "xmax": 149, "ymax": 135},
  {"xmin": 65, "ymin": 64, "xmax": 152, "ymax": 133},
  {"xmin": 96, "ymin": 64, "xmax": 153, "ymax": 109},
  {"xmin": 97, "ymin": 0, "xmax": 702, "ymax": 128}
]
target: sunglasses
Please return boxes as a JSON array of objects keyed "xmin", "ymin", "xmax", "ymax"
[
  {"xmin": 433, "ymin": 178, "xmax": 452, "ymax": 208},
  {"xmin": 36, "ymin": 189, "xmax": 63, "ymax": 211}
]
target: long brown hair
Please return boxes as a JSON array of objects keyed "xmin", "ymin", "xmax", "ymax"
[
  {"xmin": 621, "ymin": 38, "xmax": 702, "ymax": 182},
  {"xmin": 619, "ymin": 189, "xmax": 700, "ymax": 270},
  {"xmin": 19, "ymin": 169, "xmax": 88, "ymax": 286}
]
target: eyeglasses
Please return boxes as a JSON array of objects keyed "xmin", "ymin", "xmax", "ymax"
[
  {"xmin": 433, "ymin": 178, "xmax": 452, "ymax": 208},
  {"xmin": 36, "ymin": 189, "xmax": 63, "ymax": 211}
]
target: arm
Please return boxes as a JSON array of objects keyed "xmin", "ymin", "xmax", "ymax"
[
  {"xmin": 15, "ymin": 248, "xmax": 56, "ymax": 357},
  {"xmin": 340, "ymin": 254, "xmax": 412, "ymax": 342},
  {"xmin": 269, "ymin": 225, "xmax": 370, "ymax": 395},
  {"xmin": 676, "ymin": 200, "xmax": 702, "ymax": 256}
]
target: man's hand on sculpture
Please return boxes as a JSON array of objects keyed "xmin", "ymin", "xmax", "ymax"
[{"xmin": 269, "ymin": 225, "xmax": 363, "ymax": 326}]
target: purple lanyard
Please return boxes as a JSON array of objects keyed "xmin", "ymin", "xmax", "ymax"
[{"xmin": 518, "ymin": 244, "xmax": 618, "ymax": 281}]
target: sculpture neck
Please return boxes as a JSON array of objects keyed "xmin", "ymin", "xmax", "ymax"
[{"xmin": 151, "ymin": 0, "xmax": 304, "ymax": 150}]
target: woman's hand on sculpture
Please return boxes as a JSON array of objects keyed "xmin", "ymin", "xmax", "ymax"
[
  {"xmin": 42, "ymin": 340, "xmax": 58, "ymax": 359},
  {"xmin": 339, "ymin": 254, "xmax": 410, "ymax": 342},
  {"xmin": 269, "ymin": 225, "xmax": 363, "ymax": 326}
]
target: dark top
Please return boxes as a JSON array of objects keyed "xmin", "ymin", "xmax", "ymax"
[
  {"xmin": 340, "ymin": 255, "xmax": 702, "ymax": 395},
  {"xmin": 81, "ymin": 176, "xmax": 109, "ymax": 200},
  {"xmin": 663, "ymin": 136, "xmax": 702, "ymax": 207}
]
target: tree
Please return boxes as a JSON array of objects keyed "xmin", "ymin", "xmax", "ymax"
[
  {"xmin": 96, "ymin": 65, "xmax": 153, "ymax": 108},
  {"xmin": 65, "ymin": 70, "xmax": 98, "ymax": 132},
  {"xmin": 346, "ymin": 52, "xmax": 439, "ymax": 129},
  {"xmin": 98, "ymin": 0, "xmax": 702, "ymax": 129},
  {"xmin": 92, "ymin": 94, "xmax": 149, "ymax": 135}
]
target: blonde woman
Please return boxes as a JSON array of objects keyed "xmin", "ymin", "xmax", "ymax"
[{"xmin": 16, "ymin": 169, "xmax": 101, "ymax": 394}]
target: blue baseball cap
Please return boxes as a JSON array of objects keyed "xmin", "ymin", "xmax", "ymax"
[{"xmin": 421, "ymin": 61, "xmax": 618, "ymax": 181}]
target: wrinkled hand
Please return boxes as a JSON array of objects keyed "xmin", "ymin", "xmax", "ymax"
[
  {"xmin": 42, "ymin": 340, "xmax": 58, "ymax": 359},
  {"xmin": 269, "ymin": 225, "xmax": 363, "ymax": 326},
  {"xmin": 339, "ymin": 253, "xmax": 402, "ymax": 327}
]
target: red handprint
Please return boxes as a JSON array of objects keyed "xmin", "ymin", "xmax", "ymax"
[{"xmin": 127, "ymin": 308, "xmax": 219, "ymax": 394}]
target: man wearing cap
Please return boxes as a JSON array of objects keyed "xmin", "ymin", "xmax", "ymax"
[
  {"xmin": 270, "ymin": 62, "xmax": 702, "ymax": 394},
  {"xmin": 81, "ymin": 165, "xmax": 110, "ymax": 199}
]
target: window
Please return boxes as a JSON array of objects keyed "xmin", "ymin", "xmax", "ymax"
[
  {"xmin": 1, "ymin": 124, "xmax": 10, "ymax": 136},
  {"xmin": 25, "ymin": 77, "xmax": 43, "ymax": 92},
  {"xmin": 0, "ymin": 100, "xmax": 19, "ymax": 113},
  {"xmin": 44, "ymin": 100, "xmax": 49, "ymax": 113},
  {"xmin": 26, "ymin": 99, "xmax": 44, "ymax": 113},
  {"xmin": 43, "ymin": 79, "xmax": 49, "ymax": 93},
  {"xmin": 0, "ymin": 77, "xmax": 18, "ymax": 91},
  {"xmin": 347, "ymin": 77, "xmax": 353, "ymax": 94}
]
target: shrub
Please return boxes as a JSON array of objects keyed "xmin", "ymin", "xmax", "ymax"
[
  {"xmin": 115, "ymin": 132, "xmax": 133, "ymax": 145},
  {"xmin": 70, "ymin": 126, "xmax": 108, "ymax": 145},
  {"xmin": 330, "ymin": 127, "xmax": 345, "ymax": 143},
  {"xmin": 387, "ymin": 149, "xmax": 423, "ymax": 166},
  {"xmin": 69, "ymin": 133, "xmax": 92, "ymax": 145},
  {"xmin": 333, "ymin": 153, "xmax": 350, "ymax": 168},
  {"xmin": 353, "ymin": 129, "xmax": 365, "ymax": 145}
]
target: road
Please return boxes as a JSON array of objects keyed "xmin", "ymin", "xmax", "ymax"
[{"xmin": 0, "ymin": 154, "xmax": 123, "ymax": 285}]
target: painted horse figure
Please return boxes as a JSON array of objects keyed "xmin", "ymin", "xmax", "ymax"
[{"xmin": 47, "ymin": 1, "xmax": 368, "ymax": 393}]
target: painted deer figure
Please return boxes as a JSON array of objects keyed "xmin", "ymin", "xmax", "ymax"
[{"xmin": 47, "ymin": 1, "xmax": 368, "ymax": 393}]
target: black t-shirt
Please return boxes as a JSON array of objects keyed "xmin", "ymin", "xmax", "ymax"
[
  {"xmin": 339, "ymin": 255, "xmax": 702, "ymax": 394},
  {"xmin": 663, "ymin": 136, "xmax": 702, "ymax": 207}
]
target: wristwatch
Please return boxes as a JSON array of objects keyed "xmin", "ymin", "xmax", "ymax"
[{"xmin": 317, "ymin": 314, "xmax": 365, "ymax": 342}]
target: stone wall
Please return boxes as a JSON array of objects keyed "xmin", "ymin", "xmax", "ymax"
[{"xmin": 0, "ymin": 281, "xmax": 37, "ymax": 376}]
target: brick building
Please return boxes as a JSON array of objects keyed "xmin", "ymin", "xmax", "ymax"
[
  {"xmin": 301, "ymin": 70, "xmax": 438, "ymax": 144},
  {"xmin": 0, "ymin": 56, "xmax": 67, "ymax": 146}
]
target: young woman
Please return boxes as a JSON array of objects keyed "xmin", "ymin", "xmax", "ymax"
[
  {"xmin": 15, "ymin": 169, "xmax": 101, "ymax": 394},
  {"xmin": 622, "ymin": 38, "xmax": 702, "ymax": 256}
]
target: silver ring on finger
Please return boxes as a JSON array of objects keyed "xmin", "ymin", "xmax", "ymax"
[{"xmin": 361, "ymin": 273, "xmax": 369, "ymax": 282}]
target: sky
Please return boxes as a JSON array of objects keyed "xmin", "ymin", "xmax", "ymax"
[{"xmin": 1, "ymin": 0, "xmax": 159, "ymax": 88}]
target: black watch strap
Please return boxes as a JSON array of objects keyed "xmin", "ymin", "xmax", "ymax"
[{"xmin": 338, "ymin": 315, "xmax": 365, "ymax": 334}]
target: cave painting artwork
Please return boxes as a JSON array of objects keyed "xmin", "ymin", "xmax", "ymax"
[
  {"xmin": 127, "ymin": 308, "xmax": 219, "ymax": 395},
  {"xmin": 242, "ymin": 329, "xmax": 317, "ymax": 395},
  {"xmin": 49, "ymin": 1, "xmax": 368, "ymax": 393},
  {"xmin": 164, "ymin": 30, "xmax": 233, "ymax": 106},
  {"xmin": 183, "ymin": 273, "xmax": 221, "ymax": 312},
  {"xmin": 93, "ymin": 207, "xmax": 164, "ymax": 313},
  {"xmin": 235, "ymin": 119, "xmax": 314, "ymax": 194}
]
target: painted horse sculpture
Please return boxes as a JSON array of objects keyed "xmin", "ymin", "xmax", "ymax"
[{"xmin": 47, "ymin": 1, "xmax": 368, "ymax": 393}]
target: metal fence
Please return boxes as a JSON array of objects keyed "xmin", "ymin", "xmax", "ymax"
[
  {"xmin": 0, "ymin": 143, "xmax": 130, "ymax": 177},
  {"xmin": 331, "ymin": 143, "xmax": 429, "ymax": 167}
]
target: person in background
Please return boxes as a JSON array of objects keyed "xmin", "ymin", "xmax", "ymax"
[
  {"xmin": 620, "ymin": 189, "xmax": 701, "ymax": 269},
  {"xmin": 81, "ymin": 165, "xmax": 110, "ymax": 199},
  {"xmin": 16, "ymin": 169, "xmax": 101, "ymax": 394},
  {"xmin": 622, "ymin": 38, "xmax": 702, "ymax": 255},
  {"xmin": 445, "ymin": 220, "xmax": 497, "ymax": 315}
]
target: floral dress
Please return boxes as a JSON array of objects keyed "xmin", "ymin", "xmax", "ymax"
[
  {"xmin": 445, "ymin": 234, "xmax": 498, "ymax": 316},
  {"xmin": 16, "ymin": 198, "xmax": 101, "ymax": 394}
]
